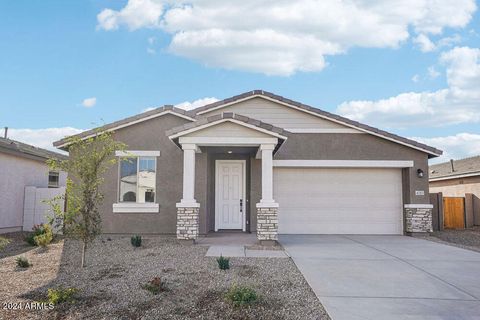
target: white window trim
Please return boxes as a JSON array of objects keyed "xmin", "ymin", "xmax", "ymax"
[
  {"xmin": 48, "ymin": 171, "xmax": 60, "ymax": 188},
  {"xmin": 115, "ymin": 150, "xmax": 160, "ymax": 157},
  {"xmin": 113, "ymin": 203, "xmax": 159, "ymax": 213},
  {"xmin": 273, "ymin": 160, "xmax": 414, "ymax": 168},
  {"xmin": 115, "ymin": 151, "xmax": 159, "ymax": 212}
]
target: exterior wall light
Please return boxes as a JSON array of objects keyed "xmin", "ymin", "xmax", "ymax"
[{"xmin": 417, "ymin": 169, "xmax": 424, "ymax": 178}]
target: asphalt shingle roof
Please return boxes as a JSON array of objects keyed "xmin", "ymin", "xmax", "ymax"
[
  {"xmin": 53, "ymin": 105, "xmax": 191, "ymax": 148},
  {"xmin": 0, "ymin": 137, "xmax": 68, "ymax": 162},
  {"xmin": 430, "ymin": 155, "xmax": 480, "ymax": 180}
]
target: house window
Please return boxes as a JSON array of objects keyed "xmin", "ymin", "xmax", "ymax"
[
  {"xmin": 48, "ymin": 171, "xmax": 60, "ymax": 188},
  {"xmin": 119, "ymin": 156, "xmax": 156, "ymax": 203}
]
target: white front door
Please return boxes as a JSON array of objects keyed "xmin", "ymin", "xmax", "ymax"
[{"xmin": 215, "ymin": 160, "xmax": 245, "ymax": 231}]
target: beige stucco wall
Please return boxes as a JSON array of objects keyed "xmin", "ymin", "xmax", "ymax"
[
  {"xmin": 97, "ymin": 114, "xmax": 191, "ymax": 234},
  {"xmin": 0, "ymin": 153, "xmax": 67, "ymax": 232},
  {"xmin": 430, "ymin": 176, "xmax": 480, "ymax": 197}
]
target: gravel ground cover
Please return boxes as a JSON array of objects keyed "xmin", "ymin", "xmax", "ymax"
[
  {"xmin": 0, "ymin": 233, "xmax": 329, "ymax": 320},
  {"xmin": 418, "ymin": 226, "xmax": 480, "ymax": 253}
]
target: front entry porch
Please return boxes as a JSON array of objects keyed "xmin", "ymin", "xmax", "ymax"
[{"xmin": 166, "ymin": 113, "xmax": 288, "ymax": 244}]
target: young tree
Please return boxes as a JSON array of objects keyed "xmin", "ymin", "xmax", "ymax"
[{"xmin": 48, "ymin": 131, "xmax": 126, "ymax": 267}]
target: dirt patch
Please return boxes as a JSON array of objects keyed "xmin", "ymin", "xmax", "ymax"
[{"xmin": 0, "ymin": 234, "xmax": 329, "ymax": 320}]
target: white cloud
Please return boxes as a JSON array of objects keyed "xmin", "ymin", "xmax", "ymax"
[
  {"xmin": 97, "ymin": 0, "xmax": 164, "ymax": 31},
  {"xmin": 337, "ymin": 46, "xmax": 480, "ymax": 128},
  {"xmin": 97, "ymin": 0, "xmax": 476, "ymax": 75},
  {"xmin": 414, "ymin": 34, "xmax": 436, "ymax": 52},
  {"xmin": 141, "ymin": 97, "xmax": 219, "ymax": 112},
  {"xmin": 82, "ymin": 97, "xmax": 97, "ymax": 108},
  {"xmin": 147, "ymin": 47, "xmax": 156, "ymax": 55},
  {"xmin": 412, "ymin": 74, "xmax": 420, "ymax": 83},
  {"xmin": 8, "ymin": 127, "xmax": 85, "ymax": 153},
  {"xmin": 412, "ymin": 133, "xmax": 480, "ymax": 164},
  {"xmin": 428, "ymin": 66, "xmax": 440, "ymax": 79},
  {"xmin": 175, "ymin": 97, "xmax": 219, "ymax": 110}
]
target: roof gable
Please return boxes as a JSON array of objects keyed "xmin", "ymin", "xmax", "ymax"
[
  {"xmin": 191, "ymin": 90, "xmax": 442, "ymax": 157},
  {"xmin": 167, "ymin": 112, "xmax": 288, "ymax": 140}
]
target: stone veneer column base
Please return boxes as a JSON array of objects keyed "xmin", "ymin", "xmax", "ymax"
[
  {"xmin": 256, "ymin": 205, "xmax": 278, "ymax": 243},
  {"xmin": 404, "ymin": 204, "xmax": 433, "ymax": 233},
  {"xmin": 176, "ymin": 206, "xmax": 199, "ymax": 241}
]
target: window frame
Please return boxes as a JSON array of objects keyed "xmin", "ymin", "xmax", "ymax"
[
  {"xmin": 114, "ymin": 150, "xmax": 160, "ymax": 213},
  {"xmin": 118, "ymin": 156, "xmax": 157, "ymax": 204},
  {"xmin": 48, "ymin": 171, "xmax": 60, "ymax": 188}
]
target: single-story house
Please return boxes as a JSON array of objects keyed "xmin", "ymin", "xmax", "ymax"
[
  {"xmin": 430, "ymin": 156, "xmax": 480, "ymax": 226},
  {"xmin": 0, "ymin": 133, "xmax": 67, "ymax": 234},
  {"xmin": 54, "ymin": 90, "xmax": 442, "ymax": 243}
]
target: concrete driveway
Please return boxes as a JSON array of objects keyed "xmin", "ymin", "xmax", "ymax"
[{"xmin": 280, "ymin": 235, "xmax": 480, "ymax": 320}]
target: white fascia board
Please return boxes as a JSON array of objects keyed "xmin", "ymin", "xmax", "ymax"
[
  {"xmin": 115, "ymin": 150, "xmax": 160, "ymax": 157},
  {"xmin": 285, "ymin": 128, "xmax": 363, "ymax": 133},
  {"xmin": 169, "ymin": 118, "xmax": 287, "ymax": 140},
  {"xmin": 179, "ymin": 136, "xmax": 278, "ymax": 146},
  {"xmin": 197, "ymin": 94, "xmax": 440, "ymax": 157},
  {"xmin": 113, "ymin": 203, "xmax": 159, "ymax": 213},
  {"xmin": 404, "ymin": 204, "xmax": 433, "ymax": 209},
  {"xmin": 429, "ymin": 171, "xmax": 480, "ymax": 182},
  {"xmin": 273, "ymin": 160, "xmax": 414, "ymax": 168},
  {"xmin": 56, "ymin": 110, "xmax": 195, "ymax": 149}
]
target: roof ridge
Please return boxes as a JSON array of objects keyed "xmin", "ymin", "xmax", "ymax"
[{"xmin": 191, "ymin": 90, "xmax": 442, "ymax": 157}]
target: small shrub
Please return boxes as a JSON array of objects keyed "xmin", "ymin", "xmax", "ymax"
[
  {"xmin": 16, "ymin": 256, "xmax": 31, "ymax": 268},
  {"xmin": 46, "ymin": 287, "xmax": 79, "ymax": 305},
  {"xmin": 34, "ymin": 224, "xmax": 53, "ymax": 247},
  {"xmin": 141, "ymin": 277, "xmax": 165, "ymax": 295},
  {"xmin": 0, "ymin": 236, "xmax": 10, "ymax": 250},
  {"xmin": 216, "ymin": 255, "xmax": 230, "ymax": 270},
  {"xmin": 25, "ymin": 224, "xmax": 53, "ymax": 247},
  {"xmin": 131, "ymin": 235, "xmax": 142, "ymax": 247},
  {"xmin": 225, "ymin": 284, "xmax": 258, "ymax": 307}
]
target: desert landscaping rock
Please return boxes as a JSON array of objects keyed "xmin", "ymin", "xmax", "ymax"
[
  {"xmin": 419, "ymin": 226, "xmax": 480, "ymax": 253},
  {"xmin": 0, "ymin": 234, "xmax": 329, "ymax": 320}
]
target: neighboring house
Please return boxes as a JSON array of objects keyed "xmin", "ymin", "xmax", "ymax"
[
  {"xmin": 0, "ymin": 135, "xmax": 67, "ymax": 234},
  {"xmin": 430, "ymin": 156, "xmax": 480, "ymax": 227},
  {"xmin": 430, "ymin": 156, "xmax": 480, "ymax": 197},
  {"xmin": 54, "ymin": 90, "xmax": 442, "ymax": 243}
]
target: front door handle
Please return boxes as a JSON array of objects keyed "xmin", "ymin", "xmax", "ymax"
[{"xmin": 240, "ymin": 199, "xmax": 243, "ymax": 212}]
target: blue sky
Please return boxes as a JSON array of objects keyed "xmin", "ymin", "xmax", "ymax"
[{"xmin": 1, "ymin": 0, "xmax": 479, "ymax": 163}]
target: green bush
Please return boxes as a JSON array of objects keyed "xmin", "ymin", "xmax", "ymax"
[
  {"xmin": 16, "ymin": 256, "xmax": 31, "ymax": 268},
  {"xmin": 141, "ymin": 277, "xmax": 165, "ymax": 295},
  {"xmin": 131, "ymin": 235, "xmax": 142, "ymax": 247},
  {"xmin": 25, "ymin": 224, "xmax": 53, "ymax": 247},
  {"xmin": 0, "ymin": 236, "xmax": 10, "ymax": 250},
  {"xmin": 46, "ymin": 287, "xmax": 79, "ymax": 305},
  {"xmin": 216, "ymin": 255, "xmax": 230, "ymax": 270},
  {"xmin": 225, "ymin": 284, "xmax": 258, "ymax": 307},
  {"xmin": 34, "ymin": 224, "xmax": 53, "ymax": 247}
]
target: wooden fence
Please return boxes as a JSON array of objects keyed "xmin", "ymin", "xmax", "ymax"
[{"xmin": 430, "ymin": 192, "xmax": 480, "ymax": 231}]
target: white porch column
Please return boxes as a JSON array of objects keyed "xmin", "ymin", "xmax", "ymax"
[
  {"xmin": 179, "ymin": 143, "xmax": 198, "ymax": 206},
  {"xmin": 259, "ymin": 144, "xmax": 276, "ymax": 205},
  {"xmin": 256, "ymin": 143, "xmax": 279, "ymax": 245},
  {"xmin": 176, "ymin": 143, "xmax": 200, "ymax": 241}
]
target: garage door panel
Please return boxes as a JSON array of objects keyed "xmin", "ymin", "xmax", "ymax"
[{"xmin": 274, "ymin": 168, "xmax": 403, "ymax": 235}]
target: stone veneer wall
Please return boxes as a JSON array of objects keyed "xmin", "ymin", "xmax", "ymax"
[
  {"xmin": 257, "ymin": 207, "xmax": 278, "ymax": 241},
  {"xmin": 404, "ymin": 205, "xmax": 433, "ymax": 233},
  {"xmin": 176, "ymin": 207, "xmax": 199, "ymax": 240}
]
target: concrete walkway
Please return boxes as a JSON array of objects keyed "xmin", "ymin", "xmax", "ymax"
[
  {"xmin": 197, "ymin": 232, "xmax": 288, "ymax": 258},
  {"xmin": 280, "ymin": 235, "xmax": 480, "ymax": 320}
]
